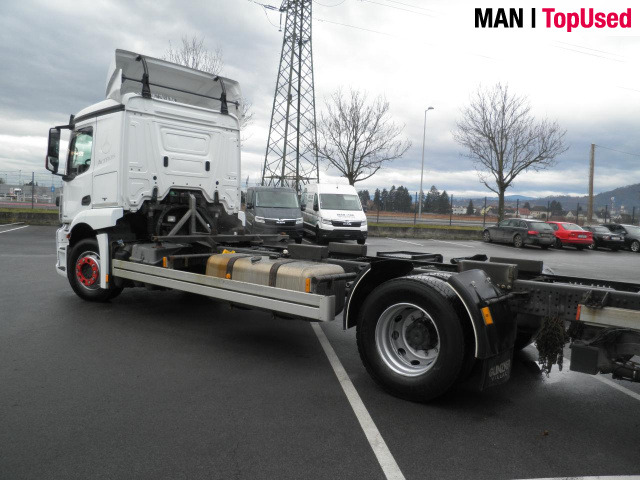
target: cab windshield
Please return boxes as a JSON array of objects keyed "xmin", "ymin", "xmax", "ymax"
[
  {"xmin": 320, "ymin": 194, "xmax": 361, "ymax": 211},
  {"xmin": 255, "ymin": 190, "xmax": 299, "ymax": 208}
]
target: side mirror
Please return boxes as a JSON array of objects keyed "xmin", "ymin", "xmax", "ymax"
[
  {"xmin": 46, "ymin": 128, "xmax": 60, "ymax": 174},
  {"xmin": 313, "ymin": 203, "xmax": 319, "ymax": 212},
  {"xmin": 55, "ymin": 196, "xmax": 60, "ymax": 207},
  {"xmin": 246, "ymin": 203, "xmax": 253, "ymax": 210},
  {"xmin": 363, "ymin": 206, "xmax": 368, "ymax": 213},
  {"xmin": 300, "ymin": 205, "xmax": 306, "ymax": 211}
]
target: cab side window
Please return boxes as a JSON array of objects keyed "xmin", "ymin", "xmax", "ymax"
[
  {"xmin": 313, "ymin": 194, "xmax": 319, "ymax": 210},
  {"xmin": 301, "ymin": 189, "xmax": 307, "ymax": 207},
  {"xmin": 67, "ymin": 127, "xmax": 93, "ymax": 177},
  {"xmin": 498, "ymin": 220, "xmax": 509, "ymax": 227}
]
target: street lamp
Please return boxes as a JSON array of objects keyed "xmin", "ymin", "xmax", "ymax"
[{"xmin": 418, "ymin": 107, "xmax": 434, "ymax": 217}]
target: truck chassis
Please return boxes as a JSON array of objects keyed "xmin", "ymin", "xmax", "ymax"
[{"xmin": 94, "ymin": 233, "xmax": 640, "ymax": 402}]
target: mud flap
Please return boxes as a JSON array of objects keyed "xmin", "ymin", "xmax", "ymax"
[{"xmin": 480, "ymin": 348, "xmax": 513, "ymax": 390}]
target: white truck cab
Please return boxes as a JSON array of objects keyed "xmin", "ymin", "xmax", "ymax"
[
  {"xmin": 301, "ymin": 183, "xmax": 367, "ymax": 245},
  {"xmin": 46, "ymin": 49, "xmax": 244, "ymax": 300}
]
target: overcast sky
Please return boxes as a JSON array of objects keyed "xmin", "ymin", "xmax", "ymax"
[{"xmin": 1, "ymin": 0, "xmax": 639, "ymax": 198}]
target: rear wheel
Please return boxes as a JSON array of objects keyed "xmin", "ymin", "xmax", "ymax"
[
  {"xmin": 513, "ymin": 234, "xmax": 524, "ymax": 248},
  {"xmin": 68, "ymin": 238, "xmax": 122, "ymax": 302},
  {"xmin": 631, "ymin": 240, "xmax": 640, "ymax": 253},
  {"xmin": 482, "ymin": 230, "xmax": 491, "ymax": 242},
  {"xmin": 356, "ymin": 279, "xmax": 466, "ymax": 402}
]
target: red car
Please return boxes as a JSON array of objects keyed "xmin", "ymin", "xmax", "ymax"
[{"xmin": 546, "ymin": 221, "xmax": 593, "ymax": 249}]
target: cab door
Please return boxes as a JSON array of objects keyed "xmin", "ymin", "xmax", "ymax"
[{"xmin": 62, "ymin": 121, "xmax": 96, "ymax": 223}]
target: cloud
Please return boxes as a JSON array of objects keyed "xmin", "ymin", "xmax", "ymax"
[{"xmin": 0, "ymin": 0, "xmax": 638, "ymax": 199}]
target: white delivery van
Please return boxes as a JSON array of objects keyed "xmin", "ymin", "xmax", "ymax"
[{"xmin": 301, "ymin": 183, "xmax": 367, "ymax": 245}]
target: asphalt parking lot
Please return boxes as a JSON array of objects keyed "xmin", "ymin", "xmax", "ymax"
[{"xmin": 1, "ymin": 225, "xmax": 639, "ymax": 480}]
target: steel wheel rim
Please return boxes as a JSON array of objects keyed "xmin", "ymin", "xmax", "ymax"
[
  {"xmin": 75, "ymin": 250, "xmax": 101, "ymax": 291},
  {"xmin": 375, "ymin": 303, "xmax": 440, "ymax": 377}
]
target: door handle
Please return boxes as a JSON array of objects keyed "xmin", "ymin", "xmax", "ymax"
[{"xmin": 81, "ymin": 195, "xmax": 91, "ymax": 206}]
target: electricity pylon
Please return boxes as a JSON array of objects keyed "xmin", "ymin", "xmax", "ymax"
[{"xmin": 261, "ymin": 0, "xmax": 319, "ymax": 193}]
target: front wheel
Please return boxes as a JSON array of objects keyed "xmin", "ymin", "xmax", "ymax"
[
  {"xmin": 482, "ymin": 230, "xmax": 491, "ymax": 242},
  {"xmin": 356, "ymin": 278, "xmax": 466, "ymax": 402},
  {"xmin": 555, "ymin": 238, "xmax": 563, "ymax": 249},
  {"xmin": 631, "ymin": 240, "xmax": 640, "ymax": 253},
  {"xmin": 589, "ymin": 243, "xmax": 596, "ymax": 250},
  {"xmin": 68, "ymin": 238, "xmax": 122, "ymax": 302}
]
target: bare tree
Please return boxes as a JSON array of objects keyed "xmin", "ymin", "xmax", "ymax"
[
  {"xmin": 165, "ymin": 35, "xmax": 224, "ymax": 75},
  {"xmin": 316, "ymin": 89, "xmax": 411, "ymax": 185},
  {"xmin": 453, "ymin": 83, "xmax": 567, "ymax": 220},
  {"xmin": 163, "ymin": 35, "xmax": 253, "ymax": 130}
]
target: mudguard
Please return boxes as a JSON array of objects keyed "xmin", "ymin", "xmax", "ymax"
[
  {"xmin": 343, "ymin": 259, "xmax": 414, "ymax": 330},
  {"xmin": 447, "ymin": 269, "xmax": 517, "ymax": 359}
]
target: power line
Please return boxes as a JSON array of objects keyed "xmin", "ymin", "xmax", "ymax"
[
  {"xmin": 316, "ymin": 17, "xmax": 395, "ymax": 37},
  {"xmin": 313, "ymin": 0, "xmax": 347, "ymax": 7},
  {"xmin": 552, "ymin": 45, "xmax": 625, "ymax": 63},
  {"xmin": 554, "ymin": 41, "xmax": 625, "ymax": 59},
  {"xmin": 381, "ymin": 0, "xmax": 439, "ymax": 13},
  {"xmin": 595, "ymin": 145, "xmax": 640, "ymax": 158},
  {"xmin": 358, "ymin": 0, "xmax": 435, "ymax": 17}
]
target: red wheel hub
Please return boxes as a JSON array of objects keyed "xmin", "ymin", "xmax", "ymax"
[{"xmin": 76, "ymin": 256, "xmax": 99, "ymax": 286}]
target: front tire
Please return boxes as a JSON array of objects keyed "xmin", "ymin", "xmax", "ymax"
[
  {"xmin": 631, "ymin": 240, "xmax": 640, "ymax": 253},
  {"xmin": 356, "ymin": 278, "xmax": 466, "ymax": 402},
  {"xmin": 68, "ymin": 238, "xmax": 121, "ymax": 302},
  {"xmin": 555, "ymin": 238, "xmax": 563, "ymax": 249},
  {"xmin": 482, "ymin": 230, "xmax": 491, "ymax": 242}
]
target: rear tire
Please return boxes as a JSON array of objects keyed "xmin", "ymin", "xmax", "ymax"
[
  {"xmin": 631, "ymin": 240, "xmax": 640, "ymax": 253},
  {"xmin": 513, "ymin": 234, "xmax": 524, "ymax": 248},
  {"xmin": 356, "ymin": 278, "xmax": 466, "ymax": 402},
  {"xmin": 68, "ymin": 238, "xmax": 120, "ymax": 302}
]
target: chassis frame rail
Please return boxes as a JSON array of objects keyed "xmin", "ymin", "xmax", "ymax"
[{"xmin": 112, "ymin": 259, "xmax": 336, "ymax": 322}]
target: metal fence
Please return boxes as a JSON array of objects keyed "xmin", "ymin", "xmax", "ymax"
[{"xmin": 0, "ymin": 171, "xmax": 62, "ymax": 208}]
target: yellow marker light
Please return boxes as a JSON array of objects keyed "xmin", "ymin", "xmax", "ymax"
[
  {"xmin": 226, "ymin": 273, "xmax": 231, "ymax": 279},
  {"xmin": 481, "ymin": 306, "xmax": 494, "ymax": 325},
  {"xmin": 105, "ymin": 274, "xmax": 109, "ymax": 284},
  {"xmin": 222, "ymin": 249, "xmax": 236, "ymax": 254},
  {"xmin": 305, "ymin": 278, "xmax": 311, "ymax": 293},
  {"xmin": 162, "ymin": 257, "xmax": 168, "ymax": 268}
]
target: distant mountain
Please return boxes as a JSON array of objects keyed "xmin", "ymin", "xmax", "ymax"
[
  {"xmin": 533, "ymin": 183, "xmax": 640, "ymax": 209},
  {"xmin": 455, "ymin": 183, "xmax": 640, "ymax": 210}
]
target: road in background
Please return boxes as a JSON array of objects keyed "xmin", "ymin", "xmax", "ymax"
[{"xmin": 1, "ymin": 226, "xmax": 638, "ymax": 480}]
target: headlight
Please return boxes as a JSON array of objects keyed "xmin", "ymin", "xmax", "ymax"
[
  {"xmin": 322, "ymin": 218, "xmax": 332, "ymax": 225},
  {"xmin": 255, "ymin": 216, "xmax": 265, "ymax": 223},
  {"xmin": 296, "ymin": 217, "xmax": 303, "ymax": 224},
  {"xmin": 361, "ymin": 219, "xmax": 367, "ymax": 226}
]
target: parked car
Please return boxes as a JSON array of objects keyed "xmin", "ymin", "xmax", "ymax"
[
  {"xmin": 244, "ymin": 186, "xmax": 303, "ymax": 243},
  {"xmin": 601, "ymin": 223, "xmax": 640, "ymax": 253},
  {"xmin": 301, "ymin": 183, "xmax": 367, "ymax": 245},
  {"xmin": 583, "ymin": 225, "xmax": 624, "ymax": 251},
  {"xmin": 482, "ymin": 219, "xmax": 555, "ymax": 248},
  {"xmin": 546, "ymin": 221, "xmax": 593, "ymax": 250}
]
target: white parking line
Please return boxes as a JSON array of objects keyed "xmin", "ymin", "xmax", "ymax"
[
  {"xmin": 514, "ymin": 476, "xmax": 640, "ymax": 479},
  {"xmin": 430, "ymin": 239, "xmax": 475, "ymax": 248},
  {"xmin": 311, "ymin": 323, "xmax": 405, "ymax": 480},
  {"xmin": 0, "ymin": 225, "xmax": 29, "ymax": 234},
  {"xmin": 591, "ymin": 375, "xmax": 640, "ymax": 402},
  {"xmin": 0, "ymin": 222, "xmax": 24, "ymax": 227},
  {"xmin": 386, "ymin": 237, "xmax": 423, "ymax": 247}
]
